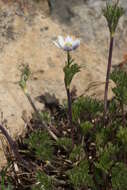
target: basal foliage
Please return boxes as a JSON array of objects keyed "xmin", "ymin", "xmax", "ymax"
[{"xmin": 20, "ymin": 69, "xmax": 127, "ymax": 190}]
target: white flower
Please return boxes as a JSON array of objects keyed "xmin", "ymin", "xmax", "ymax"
[{"xmin": 54, "ymin": 35, "xmax": 80, "ymax": 51}]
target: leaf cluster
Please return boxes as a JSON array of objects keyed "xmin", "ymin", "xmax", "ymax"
[
  {"xmin": 19, "ymin": 64, "xmax": 31, "ymax": 91},
  {"xmin": 80, "ymin": 121, "xmax": 93, "ymax": 137},
  {"xmin": 103, "ymin": 1, "xmax": 124, "ymax": 35},
  {"xmin": 111, "ymin": 162, "xmax": 127, "ymax": 190},
  {"xmin": 72, "ymin": 97, "xmax": 103, "ymax": 122},
  {"xmin": 67, "ymin": 160, "xmax": 94, "ymax": 189},
  {"xmin": 117, "ymin": 126, "xmax": 127, "ymax": 151},
  {"xmin": 69, "ymin": 145, "xmax": 85, "ymax": 162},
  {"xmin": 95, "ymin": 143, "xmax": 117, "ymax": 174},
  {"xmin": 63, "ymin": 53, "xmax": 80, "ymax": 89},
  {"xmin": 55, "ymin": 137, "xmax": 73, "ymax": 150},
  {"xmin": 25, "ymin": 130, "xmax": 54, "ymax": 161},
  {"xmin": 32, "ymin": 171, "xmax": 53, "ymax": 190},
  {"xmin": 110, "ymin": 69, "xmax": 127, "ymax": 104}
]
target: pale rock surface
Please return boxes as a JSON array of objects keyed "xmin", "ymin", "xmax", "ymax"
[{"xmin": 0, "ymin": 0, "xmax": 126, "ymax": 167}]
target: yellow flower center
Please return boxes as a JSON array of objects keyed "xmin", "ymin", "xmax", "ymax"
[{"xmin": 65, "ymin": 42, "xmax": 72, "ymax": 47}]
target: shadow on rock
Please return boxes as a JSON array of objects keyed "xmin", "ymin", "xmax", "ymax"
[
  {"xmin": 36, "ymin": 92, "xmax": 61, "ymax": 112},
  {"xmin": 50, "ymin": 0, "xmax": 85, "ymax": 24}
]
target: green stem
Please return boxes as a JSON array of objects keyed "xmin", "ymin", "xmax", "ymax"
[
  {"xmin": 104, "ymin": 35, "xmax": 114, "ymax": 123},
  {"xmin": 65, "ymin": 51, "xmax": 74, "ymax": 145},
  {"xmin": 120, "ymin": 101, "xmax": 125, "ymax": 127},
  {"xmin": 66, "ymin": 87, "xmax": 72, "ymax": 125},
  {"xmin": 66, "ymin": 86, "xmax": 74, "ymax": 144},
  {"xmin": 67, "ymin": 50, "xmax": 70, "ymax": 64}
]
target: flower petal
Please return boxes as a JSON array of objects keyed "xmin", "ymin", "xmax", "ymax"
[
  {"xmin": 58, "ymin": 35, "xmax": 65, "ymax": 48},
  {"xmin": 63, "ymin": 45, "xmax": 73, "ymax": 51},
  {"xmin": 53, "ymin": 41, "xmax": 61, "ymax": 48},
  {"xmin": 54, "ymin": 35, "xmax": 80, "ymax": 51},
  {"xmin": 72, "ymin": 39, "xmax": 80, "ymax": 50},
  {"xmin": 65, "ymin": 36, "xmax": 73, "ymax": 44}
]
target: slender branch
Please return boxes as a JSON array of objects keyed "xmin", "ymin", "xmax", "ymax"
[
  {"xmin": 103, "ymin": 1, "xmax": 124, "ymax": 123},
  {"xmin": 104, "ymin": 36, "xmax": 114, "ymax": 122},
  {"xmin": 65, "ymin": 86, "xmax": 74, "ymax": 145},
  {"xmin": 120, "ymin": 101, "xmax": 125, "ymax": 127},
  {"xmin": 25, "ymin": 93, "xmax": 58, "ymax": 141},
  {"xmin": 0, "ymin": 124, "xmax": 23, "ymax": 163},
  {"xmin": 19, "ymin": 64, "xmax": 58, "ymax": 141},
  {"xmin": 0, "ymin": 122, "xmax": 37, "ymax": 171},
  {"xmin": 66, "ymin": 87, "xmax": 72, "ymax": 125},
  {"xmin": 65, "ymin": 51, "xmax": 74, "ymax": 146}
]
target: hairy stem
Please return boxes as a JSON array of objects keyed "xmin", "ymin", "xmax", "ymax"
[
  {"xmin": 66, "ymin": 86, "xmax": 74, "ymax": 145},
  {"xmin": 104, "ymin": 36, "xmax": 114, "ymax": 123},
  {"xmin": 66, "ymin": 88, "xmax": 72, "ymax": 125},
  {"xmin": 65, "ymin": 51, "xmax": 74, "ymax": 146},
  {"xmin": 120, "ymin": 101, "xmax": 125, "ymax": 127}
]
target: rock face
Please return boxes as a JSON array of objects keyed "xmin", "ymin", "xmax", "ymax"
[
  {"xmin": 51, "ymin": 0, "xmax": 127, "ymax": 62},
  {"xmin": 0, "ymin": 0, "xmax": 126, "ymax": 167}
]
